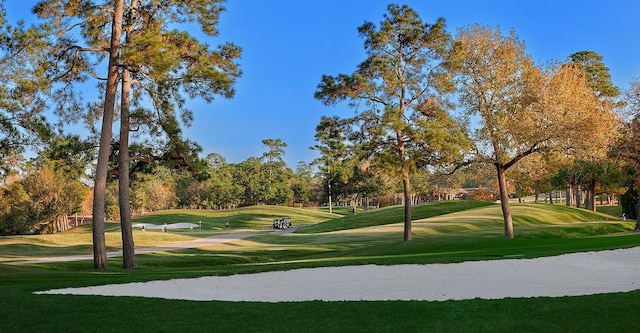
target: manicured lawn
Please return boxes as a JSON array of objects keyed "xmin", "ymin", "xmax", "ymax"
[{"xmin": 1, "ymin": 201, "xmax": 638, "ymax": 332}]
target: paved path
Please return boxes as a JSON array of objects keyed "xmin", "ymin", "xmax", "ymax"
[{"xmin": 6, "ymin": 231, "xmax": 271, "ymax": 265}]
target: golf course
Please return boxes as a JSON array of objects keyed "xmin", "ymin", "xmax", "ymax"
[{"xmin": 1, "ymin": 201, "xmax": 638, "ymax": 332}]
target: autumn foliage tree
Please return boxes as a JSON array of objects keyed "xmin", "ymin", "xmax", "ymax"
[
  {"xmin": 456, "ymin": 25, "xmax": 619, "ymax": 238},
  {"xmin": 0, "ymin": 165, "xmax": 87, "ymax": 235}
]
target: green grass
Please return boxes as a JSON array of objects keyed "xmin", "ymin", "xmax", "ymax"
[
  {"xmin": 134, "ymin": 205, "xmax": 337, "ymax": 231},
  {"xmin": 597, "ymin": 204, "xmax": 623, "ymax": 218},
  {"xmin": 0, "ymin": 206, "xmax": 336, "ymax": 262},
  {"xmin": 1, "ymin": 201, "xmax": 639, "ymax": 332},
  {"xmin": 299, "ymin": 200, "xmax": 495, "ymax": 233}
]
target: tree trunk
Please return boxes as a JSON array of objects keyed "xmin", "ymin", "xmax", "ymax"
[
  {"xmin": 397, "ymin": 129, "xmax": 412, "ymax": 241},
  {"xmin": 575, "ymin": 184, "xmax": 581, "ymax": 208},
  {"xmin": 92, "ymin": 0, "xmax": 124, "ymax": 270},
  {"xmin": 548, "ymin": 181, "xmax": 553, "ymax": 205},
  {"xmin": 402, "ymin": 168, "xmax": 412, "ymax": 241},
  {"xmin": 327, "ymin": 165, "xmax": 332, "ymax": 214},
  {"xmin": 635, "ymin": 200, "xmax": 640, "ymax": 232},
  {"xmin": 119, "ymin": 67, "xmax": 136, "ymax": 269},
  {"xmin": 534, "ymin": 180, "xmax": 540, "ymax": 203},
  {"xmin": 496, "ymin": 164, "xmax": 514, "ymax": 238},
  {"xmin": 566, "ymin": 183, "xmax": 573, "ymax": 207},
  {"xmin": 587, "ymin": 179, "xmax": 597, "ymax": 212}
]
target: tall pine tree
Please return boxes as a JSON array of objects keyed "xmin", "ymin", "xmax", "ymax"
[
  {"xmin": 315, "ymin": 5, "xmax": 467, "ymax": 241},
  {"xmin": 33, "ymin": 0, "xmax": 241, "ymax": 269}
]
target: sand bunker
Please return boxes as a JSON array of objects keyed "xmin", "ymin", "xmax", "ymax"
[
  {"xmin": 133, "ymin": 222, "xmax": 199, "ymax": 230},
  {"xmin": 36, "ymin": 247, "xmax": 640, "ymax": 302}
]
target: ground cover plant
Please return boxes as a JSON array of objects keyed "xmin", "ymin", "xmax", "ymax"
[{"xmin": 0, "ymin": 201, "xmax": 638, "ymax": 332}]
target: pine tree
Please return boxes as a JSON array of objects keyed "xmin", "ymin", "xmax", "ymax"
[
  {"xmin": 315, "ymin": 5, "xmax": 467, "ymax": 241},
  {"xmin": 33, "ymin": 0, "xmax": 241, "ymax": 269}
]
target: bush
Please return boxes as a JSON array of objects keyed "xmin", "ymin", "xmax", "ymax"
[
  {"xmin": 0, "ymin": 183, "xmax": 34, "ymax": 235},
  {"xmin": 472, "ymin": 188, "xmax": 496, "ymax": 202}
]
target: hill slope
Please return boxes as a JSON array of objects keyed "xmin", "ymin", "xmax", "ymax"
[
  {"xmin": 133, "ymin": 205, "xmax": 337, "ymax": 231},
  {"xmin": 298, "ymin": 201, "xmax": 623, "ymax": 237},
  {"xmin": 298, "ymin": 201, "xmax": 495, "ymax": 233}
]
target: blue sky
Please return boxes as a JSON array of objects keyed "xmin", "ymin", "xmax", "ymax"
[{"xmin": 7, "ymin": 0, "xmax": 640, "ymax": 168}]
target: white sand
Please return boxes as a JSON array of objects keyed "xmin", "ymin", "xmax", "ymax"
[{"xmin": 36, "ymin": 246, "xmax": 640, "ymax": 302}]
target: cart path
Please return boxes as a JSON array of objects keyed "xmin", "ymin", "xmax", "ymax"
[{"xmin": 5, "ymin": 229, "xmax": 297, "ymax": 265}]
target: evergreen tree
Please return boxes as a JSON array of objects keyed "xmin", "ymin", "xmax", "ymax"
[
  {"xmin": 315, "ymin": 5, "xmax": 467, "ymax": 241},
  {"xmin": 0, "ymin": 1, "xmax": 53, "ymax": 178},
  {"xmin": 33, "ymin": 0, "xmax": 241, "ymax": 269}
]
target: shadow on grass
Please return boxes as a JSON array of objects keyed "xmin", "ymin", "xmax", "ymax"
[
  {"xmin": 0, "ymin": 243, "xmax": 95, "ymax": 259},
  {"xmin": 300, "ymin": 201, "xmax": 496, "ymax": 234}
]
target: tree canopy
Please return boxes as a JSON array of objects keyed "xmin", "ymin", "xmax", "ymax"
[
  {"xmin": 456, "ymin": 25, "xmax": 620, "ymax": 238},
  {"xmin": 315, "ymin": 4, "xmax": 468, "ymax": 241},
  {"xmin": 0, "ymin": 1, "xmax": 52, "ymax": 177},
  {"xmin": 30, "ymin": 0, "xmax": 241, "ymax": 269},
  {"xmin": 568, "ymin": 50, "xmax": 620, "ymax": 99}
]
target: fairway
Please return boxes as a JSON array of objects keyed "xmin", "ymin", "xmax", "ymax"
[{"xmin": 1, "ymin": 201, "xmax": 639, "ymax": 333}]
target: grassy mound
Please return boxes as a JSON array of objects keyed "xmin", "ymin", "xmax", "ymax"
[
  {"xmin": 405, "ymin": 203, "xmax": 623, "ymax": 238},
  {"xmin": 133, "ymin": 205, "xmax": 337, "ymax": 231},
  {"xmin": 232, "ymin": 202, "xmax": 635, "ymax": 270},
  {"xmin": 298, "ymin": 200, "xmax": 495, "ymax": 233}
]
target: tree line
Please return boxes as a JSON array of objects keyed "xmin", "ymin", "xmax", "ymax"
[
  {"xmin": 0, "ymin": 136, "xmax": 386, "ymax": 235},
  {"xmin": 1, "ymin": 3, "xmax": 639, "ymax": 270}
]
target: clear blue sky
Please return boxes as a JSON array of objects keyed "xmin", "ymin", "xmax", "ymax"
[{"xmin": 7, "ymin": 1, "xmax": 640, "ymax": 168}]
